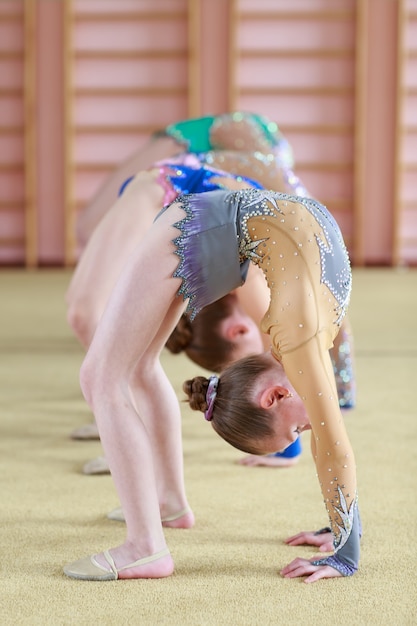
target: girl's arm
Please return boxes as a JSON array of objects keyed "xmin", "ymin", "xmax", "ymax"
[{"xmin": 280, "ymin": 335, "xmax": 360, "ymax": 580}]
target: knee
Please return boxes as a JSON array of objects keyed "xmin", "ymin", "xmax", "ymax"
[
  {"xmin": 80, "ymin": 350, "xmax": 128, "ymax": 414},
  {"xmin": 67, "ymin": 300, "xmax": 97, "ymax": 349},
  {"xmin": 129, "ymin": 354, "xmax": 160, "ymax": 387},
  {"xmin": 79, "ymin": 352, "xmax": 106, "ymax": 410}
]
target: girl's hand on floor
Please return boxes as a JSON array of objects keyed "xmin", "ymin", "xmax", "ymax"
[
  {"xmin": 285, "ymin": 530, "xmax": 333, "ymax": 552},
  {"xmin": 280, "ymin": 557, "xmax": 342, "ymax": 583}
]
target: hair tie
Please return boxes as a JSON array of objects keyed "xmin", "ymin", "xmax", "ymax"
[{"xmin": 204, "ymin": 375, "xmax": 219, "ymax": 421}]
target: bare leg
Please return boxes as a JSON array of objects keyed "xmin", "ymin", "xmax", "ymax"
[
  {"xmin": 68, "ymin": 173, "xmax": 165, "ymax": 445},
  {"xmin": 65, "ymin": 202, "xmax": 190, "ymax": 579},
  {"xmin": 127, "ymin": 351, "xmax": 194, "ymax": 529},
  {"xmin": 66, "ymin": 173, "xmax": 164, "ymax": 349}
]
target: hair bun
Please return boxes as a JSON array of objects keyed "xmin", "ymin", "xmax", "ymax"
[{"xmin": 183, "ymin": 376, "xmax": 209, "ymax": 412}]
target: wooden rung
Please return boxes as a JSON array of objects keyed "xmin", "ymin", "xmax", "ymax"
[
  {"xmin": 73, "ymin": 86, "xmax": 187, "ymax": 97},
  {"xmin": 74, "ymin": 124, "xmax": 162, "ymax": 134},
  {"xmin": 402, "ymin": 163, "xmax": 417, "ymax": 171},
  {"xmin": 0, "ymin": 87, "xmax": 23, "ymax": 97},
  {"xmin": 0, "ymin": 237, "xmax": 25, "ymax": 246},
  {"xmin": 70, "ymin": 160, "xmax": 353, "ymax": 174},
  {"xmin": 0, "ymin": 13, "xmax": 23, "ymax": 21},
  {"xmin": 239, "ymin": 48, "xmax": 354, "ymax": 59},
  {"xmin": 237, "ymin": 86, "xmax": 353, "ymax": 96},
  {"xmin": 73, "ymin": 163, "xmax": 115, "ymax": 173},
  {"xmin": 0, "ymin": 125, "xmax": 24, "ymax": 134},
  {"xmin": 295, "ymin": 162, "xmax": 352, "ymax": 172},
  {"xmin": 235, "ymin": 10, "xmax": 355, "ymax": 21},
  {"xmin": 69, "ymin": 196, "xmax": 353, "ymax": 211},
  {"xmin": 73, "ymin": 49, "xmax": 187, "ymax": 60},
  {"xmin": 401, "ymin": 201, "xmax": 417, "ymax": 210},
  {"xmin": 281, "ymin": 124, "xmax": 353, "ymax": 134},
  {"xmin": 73, "ymin": 11, "xmax": 186, "ymax": 22},
  {"xmin": 0, "ymin": 200, "xmax": 23, "ymax": 210},
  {"xmin": 0, "ymin": 51, "xmax": 23, "ymax": 60},
  {"xmin": 0, "ymin": 163, "xmax": 23, "ymax": 172},
  {"xmin": 319, "ymin": 199, "xmax": 352, "ymax": 210}
]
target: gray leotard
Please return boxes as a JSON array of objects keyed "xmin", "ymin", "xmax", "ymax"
[{"xmin": 161, "ymin": 188, "xmax": 359, "ymax": 576}]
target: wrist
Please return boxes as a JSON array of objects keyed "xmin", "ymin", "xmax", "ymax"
[{"xmin": 312, "ymin": 554, "xmax": 358, "ymax": 577}]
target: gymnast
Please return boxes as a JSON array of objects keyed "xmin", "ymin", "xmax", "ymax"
[
  {"xmin": 70, "ymin": 111, "xmax": 354, "ymax": 464},
  {"xmin": 67, "ymin": 154, "xmax": 305, "ymax": 473},
  {"xmin": 63, "ymin": 188, "xmax": 360, "ymax": 582},
  {"xmin": 67, "ymin": 152, "xmax": 355, "ymax": 477},
  {"xmin": 75, "ymin": 111, "xmax": 295, "ymax": 248}
]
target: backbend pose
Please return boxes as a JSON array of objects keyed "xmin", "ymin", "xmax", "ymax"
[
  {"xmin": 63, "ymin": 188, "xmax": 360, "ymax": 582},
  {"xmin": 67, "ymin": 155, "xmax": 263, "ymax": 350},
  {"xmin": 68, "ymin": 152, "xmax": 355, "ymax": 473},
  {"xmin": 70, "ymin": 111, "xmax": 353, "ymax": 467},
  {"xmin": 67, "ymin": 154, "xmax": 304, "ymax": 473},
  {"xmin": 75, "ymin": 111, "xmax": 295, "ymax": 248}
]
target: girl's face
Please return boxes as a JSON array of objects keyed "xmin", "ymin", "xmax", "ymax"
[
  {"xmin": 269, "ymin": 396, "xmax": 310, "ymax": 454},
  {"xmin": 250, "ymin": 358, "xmax": 311, "ymax": 454},
  {"xmin": 218, "ymin": 311, "xmax": 265, "ymax": 365}
]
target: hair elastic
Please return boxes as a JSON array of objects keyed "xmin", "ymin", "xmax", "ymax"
[{"xmin": 204, "ymin": 375, "xmax": 219, "ymax": 421}]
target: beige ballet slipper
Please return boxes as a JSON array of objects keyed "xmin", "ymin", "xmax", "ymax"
[
  {"xmin": 82, "ymin": 456, "xmax": 110, "ymax": 475},
  {"xmin": 70, "ymin": 422, "xmax": 100, "ymax": 440},
  {"xmin": 63, "ymin": 548, "xmax": 170, "ymax": 581}
]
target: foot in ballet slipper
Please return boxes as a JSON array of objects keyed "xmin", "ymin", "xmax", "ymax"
[
  {"xmin": 107, "ymin": 506, "xmax": 195, "ymax": 528},
  {"xmin": 161, "ymin": 507, "xmax": 195, "ymax": 529},
  {"xmin": 82, "ymin": 456, "xmax": 110, "ymax": 475},
  {"xmin": 63, "ymin": 547, "xmax": 173, "ymax": 581},
  {"xmin": 70, "ymin": 422, "xmax": 100, "ymax": 440}
]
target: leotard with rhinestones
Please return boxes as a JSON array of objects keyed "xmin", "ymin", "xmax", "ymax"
[
  {"xmin": 163, "ymin": 188, "xmax": 360, "ymax": 576},
  {"xmin": 163, "ymin": 112, "xmax": 294, "ymax": 168},
  {"xmin": 118, "ymin": 156, "xmax": 263, "ymax": 205}
]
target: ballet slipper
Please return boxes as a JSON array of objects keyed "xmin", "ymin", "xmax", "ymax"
[
  {"xmin": 82, "ymin": 456, "xmax": 110, "ymax": 475},
  {"xmin": 107, "ymin": 506, "xmax": 192, "ymax": 526},
  {"xmin": 63, "ymin": 547, "xmax": 171, "ymax": 581},
  {"xmin": 70, "ymin": 422, "xmax": 100, "ymax": 440},
  {"xmin": 107, "ymin": 507, "xmax": 125, "ymax": 522}
]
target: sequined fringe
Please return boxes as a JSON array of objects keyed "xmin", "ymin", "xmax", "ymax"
[{"xmin": 172, "ymin": 194, "xmax": 211, "ymax": 320}]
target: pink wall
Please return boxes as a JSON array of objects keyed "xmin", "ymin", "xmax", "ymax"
[
  {"xmin": 0, "ymin": 0, "xmax": 416, "ymax": 266},
  {"xmin": 199, "ymin": 0, "xmax": 230, "ymax": 115}
]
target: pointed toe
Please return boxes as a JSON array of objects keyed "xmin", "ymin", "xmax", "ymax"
[{"xmin": 64, "ymin": 555, "xmax": 117, "ymax": 581}]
